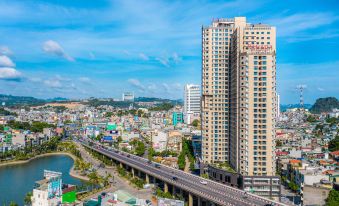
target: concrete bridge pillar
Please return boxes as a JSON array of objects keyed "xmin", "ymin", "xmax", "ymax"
[
  {"xmin": 119, "ymin": 162, "xmax": 123, "ymax": 168},
  {"xmin": 146, "ymin": 174, "xmax": 150, "ymax": 184},
  {"xmin": 188, "ymin": 193, "xmax": 193, "ymax": 206},
  {"xmin": 197, "ymin": 196, "xmax": 201, "ymax": 206},
  {"xmin": 131, "ymin": 168, "xmax": 135, "ymax": 178},
  {"xmin": 164, "ymin": 182, "xmax": 169, "ymax": 193},
  {"xmin": 172, "ymin": 185, "xmax": 176, "ymax": 196}
]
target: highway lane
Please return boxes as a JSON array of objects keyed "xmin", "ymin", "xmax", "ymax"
[
  {"xmin": 130, "ymin": 153, "xmax": 275, "ymax": 205},
  {"xmin": 80, "ymin": 140, "xmax": 284, "ymax": 206}
]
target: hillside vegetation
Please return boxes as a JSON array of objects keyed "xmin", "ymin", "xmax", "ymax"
[{"xmin": 310, "ymin": 97, "xmax": 339, "ymax": 114}]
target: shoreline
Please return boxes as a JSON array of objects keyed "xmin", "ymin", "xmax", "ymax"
[{"xmin": 0, "ymin": 152, "xmax": 89, "ymax": 181}]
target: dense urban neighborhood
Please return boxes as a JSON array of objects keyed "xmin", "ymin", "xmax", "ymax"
[{"xmin": 0, "ymin": 95, "xmax": 338, "ymax": 205}]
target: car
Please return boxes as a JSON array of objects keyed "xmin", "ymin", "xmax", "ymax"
[
  {"xmin": 127, "ymin": 154, "xmax": 131, "ymax": 157},
  {"xmin": 172, "ymin": 176, "xmax": 178, "ymax": 180},
  {"xmin": 155, "ymin": 164, "xmax": 161, "ymax": 168},
  {"xmin": 147, "ymin": 160, "xmax": 152, "ymax": 164},
  {"xmin": 200, "ymin": 180, "xmax": 207, "ymax": 185}
]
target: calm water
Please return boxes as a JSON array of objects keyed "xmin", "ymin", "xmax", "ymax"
[{"xmin": 0, "ymin": 155, "xmax": 84, "ymax": 205}]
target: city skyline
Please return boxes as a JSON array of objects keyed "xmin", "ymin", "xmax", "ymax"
[{"xmin": 0, "ymin": 0, "xmax": 338, "ymax": 103}]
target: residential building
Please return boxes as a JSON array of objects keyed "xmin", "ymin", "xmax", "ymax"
[
  {"xmin": 122, "ymin": 92, "xmax": 134, "ymax": 102},
  {"xmin": 202, "ymin": 16, "xmax": 277, "ymax": 198},
  {"xmin": 31, "ymin": 170, "xmax": 63, "ymax": 206},
  {"xmin": 172, "ymin": 112, "xmax": 184, "ymax": 126},
  {"xmin": 184, "ymin": 84, "xmax": 201, "ymax": 123}
]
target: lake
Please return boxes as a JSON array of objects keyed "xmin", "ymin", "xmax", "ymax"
[{"xmin": 0, "ymin": 155, "xmax": 84, "ymax": 205}]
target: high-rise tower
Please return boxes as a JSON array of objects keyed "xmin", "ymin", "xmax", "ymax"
[{"xmin": 202, "ymin": 17, "xmax": 276, "ymax": 177}]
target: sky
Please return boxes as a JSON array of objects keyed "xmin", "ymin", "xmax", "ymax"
[{"xmin": 0, "ymin": 0, "xmax": 338, "ymax": 104}]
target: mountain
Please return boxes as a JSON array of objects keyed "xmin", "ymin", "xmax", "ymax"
[
  {"xmin": 0, "ymin": 94, "xmax": 45, "ymax": 106},
  {"xmin": 310, "ymin": 97, "xmax": 339, "ymax": 114}
]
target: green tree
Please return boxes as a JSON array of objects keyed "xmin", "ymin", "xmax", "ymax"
[
  {"xmin": 135, "ymin": 141, "xmax": 145, "ymax": 156},
  {"xmin": 276, "ymin": 140, "xmax": 283, "ymax": 147},
  {"xmin": 9, "ymin": 202, "xmax": 18, "ymax": 206},
  {"xmin": 326, "ymin": 117, "xmax": 338, "ymax": 127},
  {"xmin": 328, "ymin": 136, "xmax": 339, "ymax": 152},
  {"xmin": 288, "ymin": 181, "xmax": 299, "ymax": 192},
  {"xmin": 306, "ymin": 115, "xmax": 317, "ymax": 122},
  {"xmin": 201, "ymin": 173, "xmax": 209, "ymax": 179},
  {"xmin": 105, "ymin": 112, "xmax": 113, "ymax": 118},
  {"xmin": 192, "ymin": 119, "xmax": 200, "ymax": 127},
  {"xmin": 24, "ymin": 192, "xmax": 33, "ymax": 205},
  {"xmin": 88, "ymin": 171, "xmax": 102, "ymax": 188},
  {"xmin": 137, "ymin": 109, "xmax": 144, "ymax": 117},
  {"xmin": 149, "ymin": 103, "xmax": 174, "ymax": 111},
  {"xmin": 63, "ymin": 120, "xmax": 72, "ymax": 124},
  {"xmin": 326, "ymin": 189, "xmax": 339, "ymax": 206},
  {"xmin": 30, "ymin": 121, "xmax": 55, "ymax": 133},
  {"xmin": 178, "ymin": 152, "xmax": 186, "ymax": 170}
]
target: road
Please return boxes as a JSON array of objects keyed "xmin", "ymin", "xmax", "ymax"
[
  {"xmin": 74, "ymin": 141, "xmax": 152, "ymax": 200},
  {"xmin": 78, "ymin": 139, "xmax": 285, "ymax": 206}
]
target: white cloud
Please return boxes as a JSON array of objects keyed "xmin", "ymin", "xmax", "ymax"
[
  {"xmin": 156, "ymin": 57, "xmax": 170, "ymax": 67},
  {"xmin": 79, "ymin": 77, "xmax": 91, "ymax": 83},
  {"xmin": 44, "ymin": 79, "xmax": 62, "ymax": 88},
  {"xmin": 0, "ymin": 67, "xmax": 22, "ymax": 80},
  {"xmin": 162, "ymin": 83, "xmax": 170, "ymax": 93},
  {"xmin": 0, "ymin": 55, "xmax": 15, "ymax": 67},
  {"xmin": 172, "ymin": 52, "xmax": 181, "ymax": 63},
  {"xmin": 268, "ymin": 12, "xmax": 339, "ymax": 38},
  {"xmin": 128, "ymin": 78, "xmax": 145, "ymax": 91},
  {"xmin": 317, "ymin": 87, "xmax": 325, "ymax": 92},
  {"xmin": 139, "ymin": 53, "xmax": 149, "ymax": 61},
  {"xmin": 0, "ymin": 46, "xmax": 13, "ymax": 56},
  {"xmin": 123, "ymin": 50, "xmax": 131, "ymax": 56},
  {"xmin": 28, "ymin": 77, "xmax": 42, "ymax": 83},
  {"xmin": 147, "ymin": 83, "xmax": 156, "ymax": 91},
  {"xmin": 42, "ymin": 40, "xmax": 74, "ymax": 61}
]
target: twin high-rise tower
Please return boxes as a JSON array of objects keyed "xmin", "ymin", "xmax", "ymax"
[{"xmin": 201, "ymin": 17, "xmax": 276, "ymax": 176}]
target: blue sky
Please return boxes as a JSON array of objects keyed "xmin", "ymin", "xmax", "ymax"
[{"xmin": 0, "ymin": 0, "xmax": 338, "ymax": 104}]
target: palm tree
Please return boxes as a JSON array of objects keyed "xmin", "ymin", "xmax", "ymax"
[
  {"xmin": 24, "ymin": 192, "xmax": 32, "ymax": 205},
  {"xmin": 87, "ymin": 171, "xmax": 102, "ymax": 190}
]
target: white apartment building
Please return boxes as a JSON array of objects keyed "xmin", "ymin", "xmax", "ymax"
[
  {"xmin": 184, "ymin": 84, "xmax": 201, "ymax": 123},
  {"xmin": 122, "ymin": 92, "xmax": 134, "ymax": 102}
]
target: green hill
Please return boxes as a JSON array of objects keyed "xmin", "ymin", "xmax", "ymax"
[
  {"xmin": 0, "ymin": 94, "xmax": 45, "ymax": 107},
  {"xmin": 310, "ymin": 97, "xmax": 339, "ymax": 114}
]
